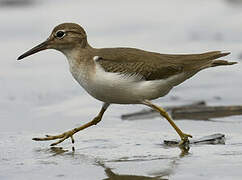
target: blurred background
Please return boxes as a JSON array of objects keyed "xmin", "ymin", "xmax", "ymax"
[{"xmin": 1, "ymin": 0, "xmax": 242, "ymax": 180}]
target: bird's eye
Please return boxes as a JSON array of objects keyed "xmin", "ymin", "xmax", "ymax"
[{"xmin": 55, "ymin": 30, "xmax": 65, "ymax": 39}]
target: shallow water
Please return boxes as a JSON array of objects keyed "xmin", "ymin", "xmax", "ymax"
[{"xmin": 1, "ymin": 0, "xmax": 242, "ymax": 179}]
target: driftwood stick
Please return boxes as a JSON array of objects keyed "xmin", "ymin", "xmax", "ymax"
[
  {"xmin": 171, "ymin": 105, "xmax": 242, "ymax": 120},
  {"xmin": 164, "ymin": 133, "xmax": 225, "ymax": 146},
  {"xmin": 121, "ymin": 101, "xmax": 242, "ymax": 121}
]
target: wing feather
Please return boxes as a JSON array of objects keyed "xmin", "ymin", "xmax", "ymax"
[{"xmin": 94, "ymin": 48, "xmax": 230, "ymax": 80}]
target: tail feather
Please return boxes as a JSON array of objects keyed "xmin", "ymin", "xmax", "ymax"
[
  {"xmin": 205, "ymin": 51, "xmax": 237, "ymax": 67},
  {"xmin": 212, "ymin": 60, "xmax": 237, "ymax": 67},
  {"xmin": 206, "ymin": 51, "xmax": 231, "ymax": 61},
  {"xmin": 190, "ymin": 51, "xmax": 237, "ymax": 70}
]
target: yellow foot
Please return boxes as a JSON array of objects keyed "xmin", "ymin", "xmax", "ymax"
[
  {"xmin": 178, "ymin": 133, "xmax": 193, "ymax": 146},
  {"xmin": 32, "ymin": 130, "xmax": 75, "ymax": 146}
]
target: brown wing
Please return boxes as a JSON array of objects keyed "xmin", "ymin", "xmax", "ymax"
[{"xmin": 94, "ymin": 48, "xmax": 231, "ymax": 81}]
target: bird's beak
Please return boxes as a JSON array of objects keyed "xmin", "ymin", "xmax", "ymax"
[{"xmin": 17, "ymin": 39, "xmax": 51, "ymax": 60}]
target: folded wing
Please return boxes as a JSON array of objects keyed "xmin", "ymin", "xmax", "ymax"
[{"xmin": 95, "ymin": 48, "xmax": 235, "ymax": 81}]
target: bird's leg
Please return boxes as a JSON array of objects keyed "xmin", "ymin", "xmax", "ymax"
[
  {"xmin": 33, "ymin": 103, "xmax": 110, "ymax": 146},
  {"xmin": 142, "ymin": 100, "xmax": 192, "ymax": 146}
]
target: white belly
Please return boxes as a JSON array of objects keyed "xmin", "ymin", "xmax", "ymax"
[
  {"xmin": 71, "ymin": 62, "xmax": 188, "ymax": 104},
  {"xmin": 86, "ymin": 75, "xmax": 171, "ymax": 104},
  {"xmin": 67, "ymin": 53, "xmax": 194, "ymax": 104}
]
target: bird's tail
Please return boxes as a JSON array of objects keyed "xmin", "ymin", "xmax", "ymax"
[{"xmin": 211, "ymin": 59, "xmax": 237, "ymax": 67}]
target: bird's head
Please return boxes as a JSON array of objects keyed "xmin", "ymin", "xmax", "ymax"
[{"xmin": 18, "ymin": 23, "xmax": 88, "ymax": 60}]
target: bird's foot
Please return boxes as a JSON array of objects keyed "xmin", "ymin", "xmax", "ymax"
[
  {"xmin": 178, "ymin": 133, "xmax": 192, "ymax": 147},
  {"xmin": 33, "ymin": 130, "xmax": 75, "ymax": 146}
]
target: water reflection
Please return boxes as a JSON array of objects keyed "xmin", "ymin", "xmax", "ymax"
[
  {"xmin": 32, "ymin": 132, "xmax": 228, "ymax": 180},
  {"xmin": 178, "ymin": 146, "xmax": 190, "ymax": 157},
  {"xmin": 97, "ymin": 146, "xmax": 190, "ymax": 180},
  {"xmin": 98, "ymin": 149, "xmax": 190, "ymax": 180},
  {"xmin": 49, "ymin": 146, "xmax": 69, "ymax": 155},
  {"xmin": 98, "ymin": 162, "xmax": 169, "ymax": 180},
  {"xmin": 34, "ymin": 144, "xmax": 191, "ymax": 180}
]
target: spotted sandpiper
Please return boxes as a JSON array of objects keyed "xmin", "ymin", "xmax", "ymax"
[{"xmin": 18, "ymin": 23, "xmax": 237, "ymax": 147}]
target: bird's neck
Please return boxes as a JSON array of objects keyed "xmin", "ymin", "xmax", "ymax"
[
  {"xmin": 62, "ymin": 43, "xmax": 93, "ymax": 62},
  {"xmin": 62, "ymin": 44, "xmax": 95, "ymax": 76}
]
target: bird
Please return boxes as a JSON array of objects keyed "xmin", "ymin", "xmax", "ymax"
[{"xmin": 17, "ymin": 23, "xmax": 237, "ymax": 147}]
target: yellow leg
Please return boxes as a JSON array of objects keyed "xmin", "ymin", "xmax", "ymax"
[
  {"xmin": 33, "ymin": 103, "xmax": 110, "ymax": 146},
  {"xmin": 143, "ymin": 100, "xmax": 192, "ymax": 145}
]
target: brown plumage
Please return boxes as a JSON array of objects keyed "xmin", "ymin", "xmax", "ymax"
[{"xmin": 95, "ymin": 48, "xmax": 236, "ymax": 80}]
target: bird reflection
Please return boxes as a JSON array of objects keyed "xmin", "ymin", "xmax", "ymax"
[
  {"xmin": 96, "ymin": 144, "xmax": 190, "ymax": 180},
  {"xmin": 34, "ymin": 140, "xmax": 190, "ymax": 180},
  {"xmin": 103, "ymin": 168, "xmax": 167, "ymax": 180},
  {"xmin": 98, "ymin": 162, "xmax": 168, "ymax": 180}
]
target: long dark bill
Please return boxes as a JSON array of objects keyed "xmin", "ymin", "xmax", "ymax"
[{"xmin": 17, "ymin": 40, "xmax": 50, "ymax": 60}]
